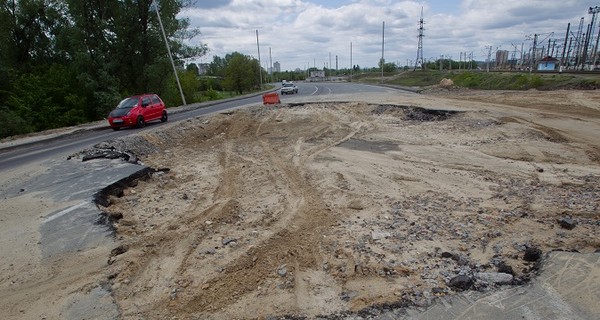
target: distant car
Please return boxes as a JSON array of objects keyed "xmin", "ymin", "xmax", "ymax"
[
  {"xmin": 108, "ymin": 94, "xmax": 167, "ymax": 130},
  {"xmin": 281, "ymin": 82, "xmax": 298, "ymax": 95}
]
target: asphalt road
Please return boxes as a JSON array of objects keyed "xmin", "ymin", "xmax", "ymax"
[{"xmin": 0, "ymin": 82, "xmax": 394, "ymax": 172}]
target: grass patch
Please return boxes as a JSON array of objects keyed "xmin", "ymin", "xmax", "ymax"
[{"xmin": 355, "ymin": 70, "xmax": 600, "ymax": 90}]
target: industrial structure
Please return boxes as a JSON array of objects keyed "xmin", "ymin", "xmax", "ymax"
[
  {"xmin": 415, "ymin": 6, "xmax": 600, "ymax": 72},
  {"xmin": 495, "ymin": 50, "xmax": 509, "ymax": 69},
  {"xmin": 495, "ymin": 6, "xmax": 600, "ymax": 72},
  {"xmin": 414, "ymin": 7, "xmax": 424, "ymax": 70}
]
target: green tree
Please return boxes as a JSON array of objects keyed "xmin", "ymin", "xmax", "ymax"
[
  {"xmin": 222, "ymin": 52, "xmax": 258, "ymax": 94},
  {"xmin": 0, "ymin": 0, "xmax": 208, "ymax": 138},
  {"xmin": 186, "ymin": 62, "xmax": 199, "ymax": 74},
  {"xmin": 378, "ymin": 58, "xmax": 397, "ymax": 72},
  {"xmin": 207, "ymin": 55, "xmax": 227, "ymax": 77},
  {"xmin": 0, "ymin": 0, "xmax": 65, "ymax": 69}
]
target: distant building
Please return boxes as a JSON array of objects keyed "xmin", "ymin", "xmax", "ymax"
[
  {"xmin": 273, "ymin": 61, "xmax": 281, "ymax": 72},
  {"xmin": 198, "ymin": 63, "xmax": 209, "ymax": 75},
  {"xmin": 538, "ymin": 56, "xmax": 559, "ymax": 71},
  {"xmin": 496, "ymin": 50, "xmax": 509, "ymax": 69}
]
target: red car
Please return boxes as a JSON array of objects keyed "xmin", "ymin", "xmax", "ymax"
[{"xmin": 108, "ymin": 94, "xmax": 167, "ymax": 130}]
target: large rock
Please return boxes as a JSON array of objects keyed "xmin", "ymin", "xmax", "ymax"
[{"xmin": 448, "ymin": 275, "xmax": 474, "ymax": 291}]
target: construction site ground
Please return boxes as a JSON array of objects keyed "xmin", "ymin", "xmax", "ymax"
[{"xmin": 1, "ymin": 87, "xmax": 599, "ymax": 319}]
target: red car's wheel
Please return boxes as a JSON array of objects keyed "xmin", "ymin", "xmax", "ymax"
[{"xmin": 136, "ymin": 116, "xmax": 145, "ymax": 128}]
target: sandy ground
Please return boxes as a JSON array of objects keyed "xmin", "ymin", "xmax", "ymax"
[{"xmin": 1, "ymin": 87, "xmax": 599, "ymax": 319}]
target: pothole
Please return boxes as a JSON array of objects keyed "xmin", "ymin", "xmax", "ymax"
[
  {"xmin": 93, "ymin": 167, "xmax": 170, "ymax": 227},
  {"xmin": 372, "ymin": 104, "xmax": 461, "ymax": 121}
]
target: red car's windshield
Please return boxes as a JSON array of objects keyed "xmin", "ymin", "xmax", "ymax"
[{"xmin": 117, "ymin": 97, "xmax": 139, "ymax": 109}]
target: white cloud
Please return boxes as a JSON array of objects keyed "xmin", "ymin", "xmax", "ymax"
[{"xmin": 180, "ymin": 0, "xmax": 600, "ymax": 70}]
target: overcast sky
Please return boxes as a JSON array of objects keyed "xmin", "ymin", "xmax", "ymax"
[{"xmin": 180, "ymin": 0, "xmax": 600, "ymax": 70}]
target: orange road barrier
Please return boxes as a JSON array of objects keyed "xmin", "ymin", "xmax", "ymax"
[{"xmin": 262, "ymin": 92, "xmax": 281, "ymax": 105}]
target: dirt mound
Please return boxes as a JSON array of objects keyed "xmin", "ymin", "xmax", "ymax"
[{"xmin": 439, "ymin": 78, "xmax": 454, "ymax": 88}]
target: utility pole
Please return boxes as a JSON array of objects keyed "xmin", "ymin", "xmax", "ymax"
[
  {"xmin": 529, "ymin": 34, "xmax": 538, "ymax": 73},
  {"xmin": 565, "ymin": 37, "xmax": 573, "ymax": 69},
  {"xmin": 520, "ymin": 43, "xmax": 524, "ymax": 69},
  {"xmin": 256, "ymin": 30, "xmax": 262, "ymax": 89},
  {"xmin": 561, "ymin": 23, "xmax": 570, "ymax": 70},
  {"xmin": 511, "ymin": 43, "xmax": 519, "ymax": 70},
  {"xmin": 336, "ymin": 55, "xmax": 338, "ymax": 72},
  {"xmin": 594, "ymin": 22, "xmax": 600, "ymax": 68},
  {"xmin": 381, "ymin": 21, "xmax": 385, "ymax": 83},
  {"xmin": 486, "ymin": 45, "xmax": 492, "ymax": 72},
  {"xmin": 269, "ymin": 47, "xmax": 273, "ymax": 84},
  {"xmin": 329, "ymin": 52, "xmax": 332, "ymax": 80},
  {"xmin": 575, "ymin": 17, "xmax": 584, "ymax": 69},
  {"xmin": 582, "ymin": 23, "xmax": 593, "ymax": 70},
  {"xmin": 350, "ymin": 42, "xmax": 353, "ymax": 82},
  {"xmin": 152, "ymin": 0, "xmax": 186, "ymax": 105}
]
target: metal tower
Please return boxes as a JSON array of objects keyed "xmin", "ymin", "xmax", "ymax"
[
  {"xmin": 588, "ymin": 6, "xmax": 600, "ymax": 69},
  {"xmin": 414, "ymin": 7, "xmax": 424, "ymax": 70},
  {"xmin": 574, "ymin": 17, "xmax": 584, "ymax": 68}
]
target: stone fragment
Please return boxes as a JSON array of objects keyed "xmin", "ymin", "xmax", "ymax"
[
  {"xmin": 475, "ymin": 272, "xmax": 513, "ymax": 284},
  {"xmin": 557, "ymin": 217, "xmax": 577, "ymax": 230},
  {"xmin": 371, "ymin": 231, "xmax": 391, "ymax": 241},
  {"xmin": 448, "ymin": 275, "xmax": 474, "ymax": 291},
  {"xmin": 222, "ymin": 238, "xmax": 236, "ymax": 246},
  {"xmin": 440, "ymin": 252, "xmax": 454, "ymax": 259},
  {"xmin": 497, "ymin": 261, "xmax": 515, "ymax": 275},
  {"xmin": 109, "ymin": 211, "xmax": 123, "ymax": 220},
  {"xmin": 340, "ymin": 291, "xmax": 358, "ymax": 301},
  {"xmin": 431, "ymin": 287, "xmax": 444, "ymax": 294},
  {"xmin": 203, "ymin": 248, "xmax": 216, "ymax": 255},
  {"xmin": 110, "ymin": 245, "xmax": 128, "ymax": 257},
  {"xmin": 277, "ymin": 265, "xmax": 287, "ymax": 277}
]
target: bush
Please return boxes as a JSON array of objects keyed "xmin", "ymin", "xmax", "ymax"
[
  {"xmin": 0, "ymin": 107, "xmax": 33, "ymax": 138},
  {"xmin": 202, "ymin": 89, "xmax": 220, "ymax": 101}
]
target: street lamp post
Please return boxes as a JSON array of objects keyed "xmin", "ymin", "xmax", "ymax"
[
  {"xmin": 256, "ymin": 30, "xmax": 262, "ymax": 89},
  {"xmin": 152, "ymin": 0, "xmax": 186, "ymax": 105}
]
